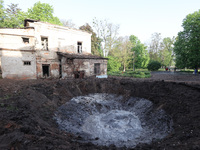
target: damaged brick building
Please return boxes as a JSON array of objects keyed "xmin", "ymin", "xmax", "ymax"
[{"xmin": 0, "ymin": 19, "xmax": 107, "ymax": 79}]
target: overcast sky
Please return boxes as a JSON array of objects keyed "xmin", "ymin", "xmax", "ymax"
[{"xmin": 4, "ymin": 0, "xmax": 200, "ymax": 43}]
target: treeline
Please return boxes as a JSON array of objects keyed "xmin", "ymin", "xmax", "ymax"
[
  {"xmin": 80, "ymin": 19, "xmax": 175, "ymax": 72},
  {"xmin": 1, "ymin": 0, "xmax": 199, "ymax": 71}
]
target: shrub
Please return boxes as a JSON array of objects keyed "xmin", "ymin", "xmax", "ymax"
[
  {"xmin": 147, "ymin": 61, "xmax": 161, "ymax": 71},
  {"xmin": 107, "ymin": 56, "xmax": 121, "ymax": 72}
]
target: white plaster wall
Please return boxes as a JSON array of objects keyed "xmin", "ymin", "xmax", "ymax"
[
  {"xmin": 0, "ymin": 34, "xmax": 35, "ymax": 50},
  {"xmin": 1, "ymin": 50, "xmax": 36, "ymax": 79},
  {"xmin": 32, "ymin": 22, "xmax": 91, "ymax": 54}
]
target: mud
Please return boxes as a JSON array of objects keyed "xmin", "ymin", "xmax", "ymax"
[{"xmin": 0, "ymin": 74, "xmax": 200, "ymax": 150}]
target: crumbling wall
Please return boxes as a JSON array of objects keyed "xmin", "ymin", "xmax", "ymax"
[
  {"xmin": 61, "ymin": 58, "xmax": 107, "ymax": 78},
  {"xmin": 36, "ymin": 58, "xmax": 60, "ymax": 79}
]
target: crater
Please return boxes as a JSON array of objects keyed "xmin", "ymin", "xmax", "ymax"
[{"xmin": 55, "ymin": 93, "xmax": 173, "ymax": 148}]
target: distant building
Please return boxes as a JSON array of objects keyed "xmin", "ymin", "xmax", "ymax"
[{"xmin": 0, "ymin": 19, "xmax": 107, "ymax": 79}]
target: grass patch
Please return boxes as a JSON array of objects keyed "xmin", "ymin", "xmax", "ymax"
[{"xmin": 108, "ymin": 70, "xmax": 151, "ymax": 78}]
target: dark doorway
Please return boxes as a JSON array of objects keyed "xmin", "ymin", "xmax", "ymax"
[
  {"xmin": 94, "ymin": 63, "xmax": 100, "ymax": 75},
  {"xmin": 42, "ymin": 65, "xmax": 50, "ymax": 77},
  {"xmin": 59, "ymin": 59, "xmax": 62, "ymax": 78}
]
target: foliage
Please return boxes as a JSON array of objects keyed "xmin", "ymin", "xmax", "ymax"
[
  {"xmin": 79, "ymin": 23, "xmax": 102, "ymax": 56},
  {"xmin": 108, "ymin": 70, "xmax": 151, "ymax": 78},
  {"xmin": 147, "ymin": 61, "xmax": 161, "ymax": 71},
  {"xmin": 110, "ymin": 36, "xmax": 133, "ymax": 71},
  {"xmin": 107, "ymin": 56, "xmax": 121, "ymax": 71},
  {"xmin": 174, "ymin": 9, "xmax": 200, "ymax": 69},
  {"xmin": 0, "ymin": 1, "xmax": 26, "ymax": 28},
  {"xmin": 27, "ymin": 1, "xmax": 62, "ymax": 25},
  {"xmin": 0, "ymin": 0, "xmax": 5, "ymax": 26},
  {"xmin": 129, "ymin": 35, "xmax": 150, "ymax": 70},
  {"xmin": 92, "ymin": 18, "xmax": 119, "ymax": 57},
  {"xmin": 148, "ymin": 32, "xmax": 162, "ymax": 61},
  {"xmin": 158, "ymin": 37, "xmax": 175, "ymax": 67},
  {"xmin": 148, "ymin": 33, "xmax": 175, "ymax": 67},
  {"xmin": 0, "ymin": 1, "xmax": 62, "ymax": 27}
]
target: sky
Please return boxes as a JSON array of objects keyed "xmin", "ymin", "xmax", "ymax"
[{"xmin": 4, "ymin": 0, "xmax": 200, "ymax": 43}]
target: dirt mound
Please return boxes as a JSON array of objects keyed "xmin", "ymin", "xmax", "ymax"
[{"xmin": 0, "ymin": 78, "xmax": 200, "ymax": 150}]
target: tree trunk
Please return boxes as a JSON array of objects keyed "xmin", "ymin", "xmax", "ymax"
[{"xmin": 123, "ymin": 64, "xmax": 126, "ymax": 72}]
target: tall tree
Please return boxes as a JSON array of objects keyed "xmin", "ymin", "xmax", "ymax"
[
  {"xmin": 111, "ymin": 36, "xmax": 133, "ymax": 71},
  {"xmin": 0, "ymin": 0, "xmax": 5, "ymax": 27},
  {"xmin": 27, "ymin": 1, "xmax": 62, "ymax": 25},
  {"xmin": 92, "ymin": 18, "xmax": 119, "ymax": 57},
  {"xmin": 0, "ymin": 1, "xmax": 26, "ymax": 28},
  {"xmin": 158, "ymin": 37, "xmax": 175, "ymax": 67},
  {"xmin": 148, "ymin": 32, "xmax": 162, "ymax": 61},
  {"xmin": 129, "ymin": 35, "xmax": 149, "ymax": 70},
  {"xmin": 61, "ymin": 19, "xmax": 76, "ymax": 28},
  {"xmin": 79, "ymin": 23, "xmax": 102, "ymax": 56},
  {"xmin": 174, "ymin": 10, "xmax": 200, "ymax": 69},
  {"xmin": 4, "ymin": 3, "xmax": 26, "ymax": 28}
]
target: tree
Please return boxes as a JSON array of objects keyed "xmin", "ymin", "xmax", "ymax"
[
  {"xmin": 111, "ymin": 36, "xmax": 133, "ymax": 71},
  {"xmin": 158, "ymin": 37, "xmax": 175, "ymax": 67},
  {"xmin": 4, "ymin": 3, "xmax": 27, "ymax": 28},
  {"xmin": 129, "ymin": 35, "xmax": 149, "ymax": 70},
  {"xmin": 174, "ymin": 10, "xmax": 200, "ymax": 69},
  {"xmin": 148, "ymin": 32, "xmax": 162, "ymax": 61},
  {"xmin": 92, "ymin": 18, "xmax": 119, "ymax": 57},
  {"xmin": 27, "ymin": 1, "xmax": 62, "ymax": 25},
  {"xmin": 0, "ymin": 1, "xmax": 26, "ymax": 28},
  {"xmin": 0, "ymin": 0, "xmax": 5, "ymax": 27},
  {"xmin": 107, "ymin": 56, "xmax": 121, "ymax": 71},
  {"xmin": 61, "ymin": 19, "xmax": 76, "ymax": 28},
  {"xmin": 79, "ymin": 23, "xmax": 102, "ymax": 56}
]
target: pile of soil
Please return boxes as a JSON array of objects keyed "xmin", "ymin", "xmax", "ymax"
[{"xmin": 0, "ymin": 74, "xmax": 200, "ymax": 150}]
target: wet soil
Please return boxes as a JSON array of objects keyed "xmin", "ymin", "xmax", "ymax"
[{"xmin": 0, "ymin": 73, "xmax": 200, "ymax": 150}]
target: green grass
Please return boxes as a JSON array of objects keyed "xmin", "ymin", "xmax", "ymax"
[{"xmin": 108, "ymin": 70, "xmax": 151, "ymax": 78}]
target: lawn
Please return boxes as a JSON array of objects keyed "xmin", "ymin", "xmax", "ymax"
[{"xmin": 108, "ymin": 70, "xmax": 151, "ymax": 78}]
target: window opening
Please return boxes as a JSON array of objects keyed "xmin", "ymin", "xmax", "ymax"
[
  {"xmin": 77, "ymin": 42, "xmax": 82, "ymax": 53},
  {"xmin": 41, "ymin": 37, "xmax": 48, "ymax": 50},
  {"xmin": 94, "ymin": 63, "xmax": 100, "ymax": 75},
  {"xmin": 42, "ymin": 65, "xmax": 50, "ymax": 77},
  {"xmin": 24, "ymin": 61, "xmax": 31, "ymax": 65},
  {"xmin": 67, "ymin": 58, "xmax": 73, "ymax": 64},
  {"xmin": 22, "ymin": 37, "xmax": 29, "ymax": 44}
]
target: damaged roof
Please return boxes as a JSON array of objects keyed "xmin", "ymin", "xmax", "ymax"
[{"xmin": 57, "ymin": 52, "xmax": 108, "ymax": 60}]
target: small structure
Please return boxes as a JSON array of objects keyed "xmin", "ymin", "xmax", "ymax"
[{"xmin": 0, "ymin": 19, "xmax": 107, "ymax": 79}]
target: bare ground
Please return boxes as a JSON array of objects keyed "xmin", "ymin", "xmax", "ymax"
[{"xmin": 0, "ymin": 72, "xmax": 200, "ymax": 150}]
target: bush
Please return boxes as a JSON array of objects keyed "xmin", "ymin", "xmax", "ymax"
[
  {"xmin": 108, "ymin": 70, "xmax": 151, "ymax": 78},
  {"xmin": 107, "ymin": 56, "xmax": 121, "ymax": 72},
  {"xmin": 147, "ymin": 61, "xmax": 161, "ymax": 71}
]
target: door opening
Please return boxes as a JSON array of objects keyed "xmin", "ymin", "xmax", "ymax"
[
  {"xmin": 59, "ymin": 59, "xmax": 62, "ymax": 78},
  {"xmin": 42, "ymin": 65, "xmax": 50, "ymax": 77}
]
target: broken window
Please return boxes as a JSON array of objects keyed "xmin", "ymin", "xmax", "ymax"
[
  {"xmin": 41, "ymin": 37, "xmax": 48, "ymax": 50},
  {"xmin": 94, "ymin": 63, "xmax": 100, "ymax": 75},
  {"xmin": 42, "ymin": 64, "xmax": 50, "ymax": 77},
  {"xmin": 22, "ymin": 37, "xmax": 29, "ymax": 44},
  {"xmin": 24, "ymin": 61, "xmax": 31, "ymax": 65},
  {"xmin": 77, "ymin": 42, "xmax": 82, "ymax": 53}
]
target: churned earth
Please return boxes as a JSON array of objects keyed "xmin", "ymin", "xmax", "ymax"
[{"xmin": 0, "ymin": 72, "xmax": 200, "ymax": 150}]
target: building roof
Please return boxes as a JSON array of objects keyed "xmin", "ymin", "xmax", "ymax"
[
  {"xmin": 57, "ymin": 52, "xmax": 108, "ymax": 60},
  {"xmin": 24, "ymin": 19, "xmax": 91, "ymax": 35}
]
